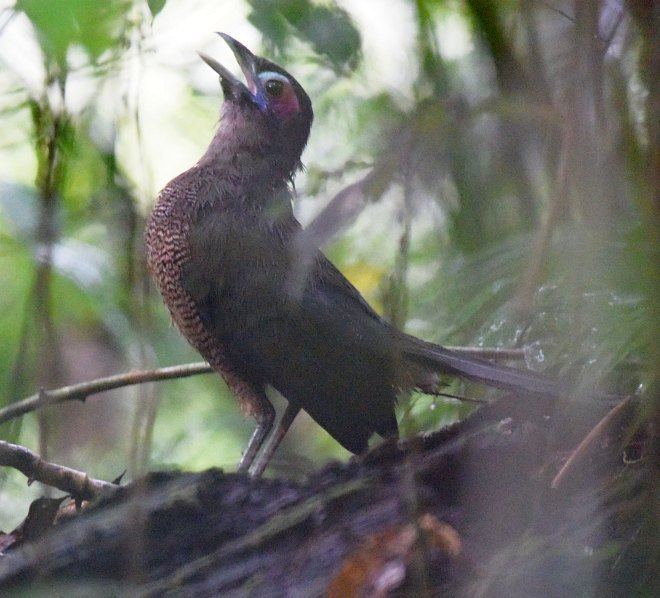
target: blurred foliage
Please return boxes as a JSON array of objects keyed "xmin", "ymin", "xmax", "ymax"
[
  {"xmin": 146, "ymin": 0, "xmax": 166, "ymax": 18},
  {"xmin": 16, "ymin": 0, "xmax": 131, "ymax": 66},
  {"xmin": 0, "ymin": 2, "xmax": 656, "ymax": 576},
  {"xmin": 248, "ymin": 0, "xmax": 361, "ymax": 72}
]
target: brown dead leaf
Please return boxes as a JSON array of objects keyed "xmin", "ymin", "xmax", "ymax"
[
  {"xmin": 54, "ymin": 496, "xmax": 90, "ymax": 524},
  {"xmin": 54, "ymin": 471, "xmax": 124, "ymax": 524},
  {"xmin": 418, "ymin": 513, "xmax": 462, "ymax": 558},
  {"xmin": 328, "ymin": 514, "xmax": 462, "ymax": 597},
  {"xmin": 328, "ymin": 524, "xmax": 416, "ymax": 598}
]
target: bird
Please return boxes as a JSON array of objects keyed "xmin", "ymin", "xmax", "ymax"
[{"xmin": 146, "ymin": 33, "xmax": 567, "ymax": 477}]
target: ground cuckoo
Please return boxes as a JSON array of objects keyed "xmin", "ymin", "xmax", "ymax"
[{"xmin": 146, "ymin": 34, "xmax": 567, "ymax": 476}]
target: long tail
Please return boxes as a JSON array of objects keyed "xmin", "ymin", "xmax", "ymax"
[{"xmin": 400, "ymin": 334, "xmax": 568, "ymax": 398}]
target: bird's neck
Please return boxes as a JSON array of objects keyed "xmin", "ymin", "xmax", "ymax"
[
  {"xmin": 183, "ymin": 132, "xmax": 294, "ymax": 225},
  {"xmin": 197, "ymin": 117, "xmax": 300, "ymax": 194}
]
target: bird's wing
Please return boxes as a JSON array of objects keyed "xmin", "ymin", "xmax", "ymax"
[
  {"xmin": 296, "ymin": 222, "xmax": 577, "ymax": 399},
  {"xmin": 283, "ymin": 215, "xmax": 385, "ymax": 324},
  {"xmin": 312, "ymin": 253, "xmax": 385, "ymax": 323}
]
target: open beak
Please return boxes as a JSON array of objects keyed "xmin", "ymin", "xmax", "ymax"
[{"xmin": 198, "ymin": 33, "xmax": 265, "ymax": 108}]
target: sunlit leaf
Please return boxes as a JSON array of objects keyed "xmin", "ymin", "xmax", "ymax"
[{"xmin": 17, "ymin": 0, "xmax": 131, "ymax": 64}]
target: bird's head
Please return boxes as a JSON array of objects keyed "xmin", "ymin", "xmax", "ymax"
[{"xmin": 199, "ymin": 34, "xmax": 313, "ymax": 177}]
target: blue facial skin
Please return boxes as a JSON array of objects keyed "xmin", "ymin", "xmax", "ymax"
[{"xmin": 252, "ymin": 89, "xmax": 267, "ymax": 111}]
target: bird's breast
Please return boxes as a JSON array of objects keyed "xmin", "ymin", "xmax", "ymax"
[{"xmin": 145, "ymin": 190, "xmax": 233, "ymax": 371}]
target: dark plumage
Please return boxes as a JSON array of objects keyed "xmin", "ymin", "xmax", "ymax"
[{"xmin": 146, "ymin": 34, "xmax": 565, "ymax": 475}]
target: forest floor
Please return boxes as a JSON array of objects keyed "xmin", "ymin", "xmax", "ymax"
[{"xmin": 0, "ymin": 394, "xmax": 653, "ymax": 597}]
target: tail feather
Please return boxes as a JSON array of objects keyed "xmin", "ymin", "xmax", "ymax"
[{"xmin": 400, "ymin": 335, "xmax": 566, "ymax": 398}]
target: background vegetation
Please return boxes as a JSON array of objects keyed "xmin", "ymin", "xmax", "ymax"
[{"xmin": 0, "ymin": 0, "xmax": 656, "ymax": 545}]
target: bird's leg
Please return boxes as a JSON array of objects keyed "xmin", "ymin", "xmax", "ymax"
[
  {"xmin": 222, "ymin": 373, "xmax": 275, "ymax": 474},
  {"xmin": 236, "ymin": 396, "xmax": 275, "ymax": 474},
  {"xmin": 249, "ymin": 402, "xmax": 301, "ymax": 477}
]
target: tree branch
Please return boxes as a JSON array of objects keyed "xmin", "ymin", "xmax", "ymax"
[
  {"xmin": 0, "ymin": 362, "xmax": 214, "ymax": 425},
  {"xmin": 0, "ymin": 348, "xmax": 526, "ymax": 427},
  {"xmin": 551, "ymin": 395, "xmax": 634, "ymax": 490},
  {"xmin": 0, "ymin": 440, "xmax": 118, "ymax": 500},
  {"xmin": 449, "ymin": 346, "xmax": 525, "ymax": 360}
]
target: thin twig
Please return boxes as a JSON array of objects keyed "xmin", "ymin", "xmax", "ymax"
[
  {"xmin": 534, "ymin": 0, "xmax": 576, "ymax": 25},
  {"xmin": 0, "ymin": 362, "xmax": 215, "ymax": 425},
  {"xmin": 551, "ymin": 395, "xmax": 633, "ymax": 490},
  {"xmin": 515, "ymin": 113, "xmax": 573, "ymax": 314},
  {"xmin": 125, "ymin": 6, "xmax": 159, "ymax": 479},
  {"xmin": 31, "ymin": 81, "xmax": 67, "ymax": 466},
  {"xmin": 432, "ymin": 392, "xmax": 487, "ymax": 405},
  {"xmin": 0, "ymin": 440, "xmax": 118, "ymax": 500},
  {"xmin": 385, "ymin": 166, "xmax": 413, "ymax": 329},
  {"xmin": 0, "ymin": 8, "xmax": 17, "ymax": 37},
  {"xmin": 449, "ymin": 346, "xmax": 526, "ymax": 360}
]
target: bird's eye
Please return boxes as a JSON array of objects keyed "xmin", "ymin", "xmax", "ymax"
[{"xmin": 265, "ymin": 79, "xmax": 285, "ymax": 97}]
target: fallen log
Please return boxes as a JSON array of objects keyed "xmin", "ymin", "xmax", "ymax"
[{"xmin": 0, "ymin": 396, "xmax": 651, "ymax": 596}]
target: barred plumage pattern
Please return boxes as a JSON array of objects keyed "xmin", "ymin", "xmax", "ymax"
[{"xmin": 145, "ymin": 169, "xmax": 265, "ymax": 416}]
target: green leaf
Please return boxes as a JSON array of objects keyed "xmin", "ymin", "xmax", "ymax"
[
  {"xmin": 17, "ymin": 0, "xmax": 131, "ymax": 64},
  {"xmin": 248, "ymin": 0, "xmax": 361, "ymax": 72},
  {"xmin": 147, "ymin": 0, "xmax": 167, "ymax": 18}
]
